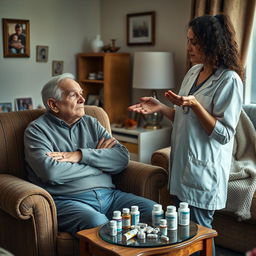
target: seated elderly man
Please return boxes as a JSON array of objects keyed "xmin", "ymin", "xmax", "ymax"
[{"xmin": 24, "ymin": 73, "xmax": 156, "ymax": 236}]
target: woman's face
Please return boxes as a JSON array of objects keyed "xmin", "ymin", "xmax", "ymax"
[{"xmin": 187, "ymin": 28, "xmax": 206, "ymax": 65}]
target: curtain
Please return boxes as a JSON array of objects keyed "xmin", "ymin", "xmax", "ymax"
[{"xmin": 190, "ymin": 0, "xmax": 256, "ymax": 67}]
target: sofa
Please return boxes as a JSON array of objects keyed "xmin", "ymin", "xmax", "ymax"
[
  {"xmin": 0, "ymin": 105, "xmax": 167, "ymax": 256},
  {"xmin": 151, "ymin": 104, "xmax": 256, "ymax": 253}
]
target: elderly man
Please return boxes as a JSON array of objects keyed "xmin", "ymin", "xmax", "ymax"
[{"xmin": 24, "ymin": 73, "xmax": 155, "ymax": 236}]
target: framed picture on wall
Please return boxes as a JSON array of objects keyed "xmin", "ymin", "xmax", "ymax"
[
  {"xmin": 0, "ymin": 102, "xmax": 12, "ymax": 112},
  {"xmin": 126, "ymin": 11, "xmax": 155, "ymax": 46},
  {"xmin": 52, "ymin": 60, "xmax": 64, "ymax": 76},
  {"xmin": 2, "ymin": 18, "xmax": 30, "ymax": 57},
  {"xmin": 15, "ymin": 97, "xmax": 33, "ymax": 111},
  {"xmin": 36, "ymin": 45, "xmax": 49, "ymax": 62}
]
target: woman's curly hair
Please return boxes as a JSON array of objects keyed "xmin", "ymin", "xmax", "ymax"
[{"xmin": 188, "ymin": 14, "xmax": 244, "ymax": 80}]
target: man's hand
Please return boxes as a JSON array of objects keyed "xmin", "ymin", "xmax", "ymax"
[
  {"xmin": 47, "ymin": 151, "xmax": 82, "ymax": 163},
  {"xmin": 97, "ymin": 137, "xmax": 117, "ymax": 149}
]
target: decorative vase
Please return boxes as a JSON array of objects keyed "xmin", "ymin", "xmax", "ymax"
[{"xmin": 91, "ymin": 35, "xmax": 104, "ymax": 53}]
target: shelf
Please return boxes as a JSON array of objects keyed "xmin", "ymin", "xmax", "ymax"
[
  {"xmin": 77, "ymin": 52, "xmax": 131, "ymax": 123},
  {"xmin": 81, "ymin": 79, "xmax": 104, "ymax": 84}
]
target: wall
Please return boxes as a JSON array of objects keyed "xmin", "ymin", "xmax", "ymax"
[
  {"xmin": 100, "ymin": 0, "xmax": 191, "ymax": 109},
  {"xmin": 0, "ymin": 0, "xmax": 100, "ymax": 109},
  {"xmin": 0, "ymin": 0, "xmax": 191, "ymax": 115}
]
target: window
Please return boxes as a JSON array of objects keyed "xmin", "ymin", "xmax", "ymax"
[{"xmin": 245, "ymin": 12, "xmax": 256, "ymax": 104}]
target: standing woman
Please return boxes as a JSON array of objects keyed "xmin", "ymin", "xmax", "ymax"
[{"xmin": 129, "ymin": 14, "xmax": 243, "ymax": 255}]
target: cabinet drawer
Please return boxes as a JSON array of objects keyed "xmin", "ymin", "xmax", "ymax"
[{"xmin": 120, "ymin": 141, "xmax": 138, "ymax": 154}]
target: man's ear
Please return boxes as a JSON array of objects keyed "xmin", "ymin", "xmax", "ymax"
[{"xmin": 47, "ymin": 98, "xmax": 59, "ymax": 113}]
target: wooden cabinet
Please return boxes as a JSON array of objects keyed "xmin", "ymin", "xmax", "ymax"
[{"xmin": 77, "ymin": 52, "xmax": 131, "ymax": 124}]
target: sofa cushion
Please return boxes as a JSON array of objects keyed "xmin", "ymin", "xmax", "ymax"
[{"xmin": 243, "ymin": 104, "xmax": 256, "ymax": 129}]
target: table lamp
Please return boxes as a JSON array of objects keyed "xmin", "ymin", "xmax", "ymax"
[{"xmin": 132, "ymin": 52, "xmax": 175, "ymax": 129}]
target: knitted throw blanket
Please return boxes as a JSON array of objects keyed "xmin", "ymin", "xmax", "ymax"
[{"xmin": 224, "ymin": 109, "xmax": 256, "ymax": 220}]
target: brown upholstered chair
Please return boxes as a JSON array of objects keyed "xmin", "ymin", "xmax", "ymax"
[{"xmin": 0, "ymin": 105, "xmax": 167, "ymax": 256}]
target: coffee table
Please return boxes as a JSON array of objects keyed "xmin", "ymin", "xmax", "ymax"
[{"xmin": 77, "ymin": 223, "xmax": 217, "ymax": 256}]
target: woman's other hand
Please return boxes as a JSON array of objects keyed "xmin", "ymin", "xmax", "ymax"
[{"xmin": 165, "ymin": 90, "xmax": 198, "ymax": 107}]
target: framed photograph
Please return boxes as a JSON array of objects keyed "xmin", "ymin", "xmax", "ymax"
[
  {"xmin": 86, "ymin": 94, "xmax": 100, "ymax": 106},
  {"xmin": 52, "ymin": 60, "xmax": 64, "ymax": 76},
  {"xmin": 36, "ymin": 45, "xmax": 49, "ymax": 62},
  {"xmin": 0, "ymin": 102, "xmax": 12, "ymax": 112},
  {"xmin": 127, "ymin": 11, "xmax": 155, "ymax": 46},
  {"xmin": 2, "ymin": 18, "xmax": 30, "ymax": 57},
  {"xmin": 15, "ymin": 97, "xmax": 33, "ymax": 111}
]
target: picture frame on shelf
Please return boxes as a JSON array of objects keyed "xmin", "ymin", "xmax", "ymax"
[
  {"xmin": 52, "ymin": 60, "xmax": 64, "ymax": 76},
  {"xmin": 2, "ymin": 18, "xmax": 30, "ymax": 57},
  {"xmin": 0, "ymin": 102, "xmax": 12, "ymax": 112},
  {"xmin": 15, "ymin": 97, "xmax": 33, "ymax": 111},
  {"xmin": 36, "ymin": 45, "xmax": 48, "ymax": 62},
  {"xmin": 86, "ymin": 94, "xmax": 100, "ymax": 106},
  {"xmin": 126, "ymin": 11, "xmax": 155, "ymax": 46}
]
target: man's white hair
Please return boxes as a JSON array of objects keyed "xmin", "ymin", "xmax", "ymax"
[{"xmin": 41, "ymin": 73, "xmax": 75, "ymax": 110}]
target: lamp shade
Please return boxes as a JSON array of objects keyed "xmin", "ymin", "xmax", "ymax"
[{"xmin": 132, "ymin": 52, "xmax": 175, "ymax": 89}]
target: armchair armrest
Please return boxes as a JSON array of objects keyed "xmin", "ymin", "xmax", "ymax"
[
  {"xmin": 0, "ymin": 174, "xmax": 57, "ymax": 255},
  {"xmin": 0, "ymin": 174, "xmax": 57, "ymax": 221},
  {"xmin": 151, "ymin": 147, "xmax": 171, "ymax": 173},
  {"xmin": 112, "ymin": 160, "xmax": 168, "ymax": 202}
]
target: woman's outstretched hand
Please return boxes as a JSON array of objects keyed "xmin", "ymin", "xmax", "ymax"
[{"xmin": 128, "ymin": 97, "xmax": 162, "ymax": 114}]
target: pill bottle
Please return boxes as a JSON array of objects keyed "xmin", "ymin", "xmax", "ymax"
[
  {"xmin": 178, "ymin": 202, "xmax": 190, "ymax": 226},
  {"xmin": 166, "ymin": 205, "xmax": 177, "ymax": 230},
  {"xmin": 131, "ymin": 205, "xmax": 140, "ymax": 226},
  {"xmin": 122, "ymin": 208, "xmax": 131, "ymax": 230},
  {"xmin": 160, "ymin": 219, "xmax": 167, "ymax": 236},
  {"xmin": 122, "ymin": 228, "xmax": 138, "ymax": 241},
  {"xmin": 152, "ymin": 204, "xmax": 164, "ymax": 227},
  {"xmin": 109, "ymin": 220, "xmax": 117, "ymax": 236},
  {"xmin": 113, "ymin": 210, "xmax": 122, "ymax": 233}
]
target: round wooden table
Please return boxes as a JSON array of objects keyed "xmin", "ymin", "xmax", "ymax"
[{"xmin": 77, "ymin": 223, "xmax": 217, "ymax": 256}]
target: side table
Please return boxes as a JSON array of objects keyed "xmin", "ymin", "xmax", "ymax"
[
  {"xmin": 77, "ymin": 224, "xmax": 217, "ymax": 256},
  {"xmin": 111, "ymin": 126, "xmax": 171, "ymax": 164}
]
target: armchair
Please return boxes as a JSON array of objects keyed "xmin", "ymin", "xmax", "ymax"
[
  {"xmin": 0, "ymin": 105, "xmax": 167, "ymax": 256},
  {"xmin": 151, "ymin": 104, "xmax": 256, "ymax": 253}
]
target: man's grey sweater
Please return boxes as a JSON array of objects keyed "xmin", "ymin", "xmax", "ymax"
[{"xmin": 24, "ymin": 111, "xmax": 129, "ymax": 195}]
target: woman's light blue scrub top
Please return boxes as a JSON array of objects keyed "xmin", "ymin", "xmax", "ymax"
[{"xmin": 169, "ymin": 64, "xmax": 243, "ymax": 210}]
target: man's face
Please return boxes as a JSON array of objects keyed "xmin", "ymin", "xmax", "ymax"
[
  {"xmin": 15, "ymin": 26, "xmax": 22, "ymax": 35},
  {"xmin": 54, "ymin": 78, "xmax": 85, "ymax": 125}
]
